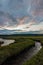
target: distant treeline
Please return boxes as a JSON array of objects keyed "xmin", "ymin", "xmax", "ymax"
[{"xmin": 0, "ymin": 34, "xmax": 43, "ymax": 38}]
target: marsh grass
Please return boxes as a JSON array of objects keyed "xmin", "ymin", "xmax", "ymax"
[
  {"xmin": 0, "ymin": 37, "xmax": 34, "ymax": 64},
  {"xmin": 23, "ymin": 47, "xmax": 43, "ymax": 65}
]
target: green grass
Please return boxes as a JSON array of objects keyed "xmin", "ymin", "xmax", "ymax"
[
  {"xmin": 22, "ymin": 36, "xmax": 43, "ymax": 65},
  {"xmin": 23, "ymin": 47, "xmax": 43, "ymax": 65},
  {"xmin": 0, "ymin": 35, "xmax": 43, "ymax": 65},
  {"xmin": 0, "ymin": 37, "xmax": 34, "ymax": 64}
]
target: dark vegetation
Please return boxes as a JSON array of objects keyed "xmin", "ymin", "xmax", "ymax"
[
  {"xmin": 0, "ymin": 41, "xmax": 4, "ymax": 46},
  {"xmin": 0, "ymin": 36, "xmax": 34, "ymax": 65},
  {"xmin": 0, "ymin": 35, "xmax": 43, "ymax": 65},
  {"xmin": 21, "ymin": 35, "xmax": 43, "ymax": 65},
  {"xmin": 23, "ymin": 47, "xmax": 43, "ymax": 65}
]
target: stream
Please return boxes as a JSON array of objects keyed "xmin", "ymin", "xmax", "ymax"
[
  {"xmin": 1, "ymin": 41, "xmax": 42, "ymax": 65},
  {"xmin": 0, "ymin": 38, "xmax": 15, "ymax": 46}
]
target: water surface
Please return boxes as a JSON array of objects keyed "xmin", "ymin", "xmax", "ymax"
[
  {"xmin": 0, "ymin": 38, "xmax": 15, "ymax": 46},
  {"xmin": 2, "ymin": 41, "xmax": 42, "ymax": 65}
]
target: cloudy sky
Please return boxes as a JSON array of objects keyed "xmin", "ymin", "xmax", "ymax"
[{"xmin": 0, "ymin": 0, "xmax": 43, "ymax": 34}]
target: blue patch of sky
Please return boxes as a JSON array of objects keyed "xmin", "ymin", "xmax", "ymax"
[{"xmin": 0, "ymin": 0, "xmax": 43, "ymax": 21}]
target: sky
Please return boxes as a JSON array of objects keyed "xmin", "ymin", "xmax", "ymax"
[{"xmin": 0, "ymin": 0, "xmax": 43, "ymax": 34}]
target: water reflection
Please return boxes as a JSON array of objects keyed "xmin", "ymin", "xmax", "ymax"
[
  {"xmin": 35, "ymin": 41, "xmax": 42, "ymax": 50},
  {"xmin": 1, "ymin": 41, "xmax": 42, "ymax": 65},
  {"xmin": 0, "ymin": 38, "xmax": 15, "ymax": 46}
]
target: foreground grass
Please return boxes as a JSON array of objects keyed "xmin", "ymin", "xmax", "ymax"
[
  {"xmin": 23, "ymin": 47, "xmax": 43, "ymax": 65},
  {"xmin": 0, "ymin": 35, "xmax": 43, "ymax": 65},
  {"xmin": 0, "ymin": 37, "xmax": 34, "ymax": 64},
  {"xmin": 23, "ymin": 36, "xmax": 43, "ymax": 65}
]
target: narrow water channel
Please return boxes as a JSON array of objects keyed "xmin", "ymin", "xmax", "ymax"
[
  {"xmin": 1, "ymin": 41, "xmax": 42, "ymax": 65},
  {"xmin": 0, "ymin": 38, "xmax": 15, "ymax": 46}
]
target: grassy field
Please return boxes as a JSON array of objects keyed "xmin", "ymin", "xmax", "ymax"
[
  {"xmin": 22, "ymin": 36, "xmax": 43, "ymax": 65},
  {"xmin": 1, "ymin": 35, "xmax": 43, "ymax": 45},
  {"xmin": 0, "ymin": 36, "xmax": 34, "ymax": 64},
  {"xmin": 23, "ymin": 47, "xmax": 43, "ymax": 65},
  {"xmin": 0, "ymin": 35, "xmax": 43, "ymax": 65}
]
